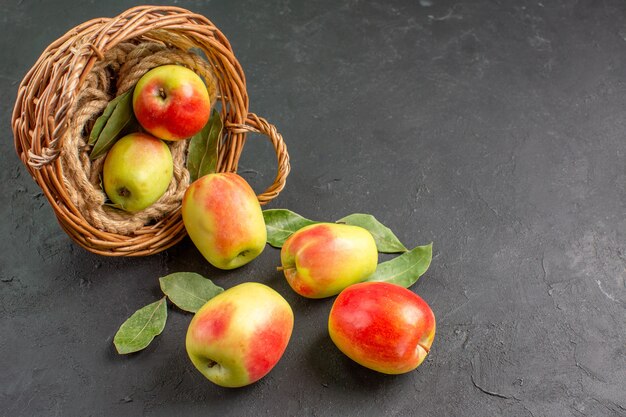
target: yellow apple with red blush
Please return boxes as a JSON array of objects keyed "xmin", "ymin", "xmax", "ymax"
[
  {"xmin": 186, "ymin": 282, "xmax": 294, "ymax": 388},
  {"xmin": 182, "ymin": 173, "xmax": 266, "ymax": 270},
  {"xmin": 279, "ymin": 223, "xmax": 378, "ymax": 298}
]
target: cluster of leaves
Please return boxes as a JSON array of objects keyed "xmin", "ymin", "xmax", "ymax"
[{"xmin": 113, "ymin": 272, "xmax": 223, "ymax": 354}]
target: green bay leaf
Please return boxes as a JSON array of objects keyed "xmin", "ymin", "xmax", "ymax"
[
  {"xmin": 365, "ymin": 243, "xmax": 433, "ymax": 288},
  {"xmin": 90, "ymin": 89, "xmax": 136, "ymax": 160},
  {"xmin": 337, "ymin": 213, "xmax": 408, "ymax": 253},
  {"xmin": 159, "ymin": 272, "xmax": 224, "ymax": 313},
  {"xmin": 113, "ymin": 297, "xmax": 167, "ymax": 355},
  {"xmin": 88, "ymin": 93, "xmax": 126, "ymax": 145},
  {"xmin": 187, "ymin": 109, "xmax": 222, "ymax": 182},
  {"xmin": 263, "ymin": 209, "xmax": 317, "ymax": 248}
]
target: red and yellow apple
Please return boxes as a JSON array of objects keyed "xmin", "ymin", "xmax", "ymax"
[
  {"xmin": 186, "ymin": 282, "xmax": 294, "ymax": 388},
  {"xmin": 280, "ymin": 223, "xmax": 378, "ymax": 298},
  {"xmin": 132, "ymin": 64, "xmax": 211, "ymax": 141},
  {"xmin": 182, "ymin": 173, "xmax": 266, "ymax": 270},
  {"xmin": 328, "ymin": 281, "xmax": 436, "ymax": 374},
  {"xmin": 102, "ymin": 132, "xmax": 173, "ymax": 212}
]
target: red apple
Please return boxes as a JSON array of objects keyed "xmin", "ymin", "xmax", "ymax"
[
  {"xmin": 328, "ymin": 281, "xmax": 436, "ymax": 374},
  {"xmin": 186, "ymin": 282, "xmax": 294, "ymax": 387},
  {"xmin": 132, "ymin": 64, "xmax": 211, "ymax": 141}
]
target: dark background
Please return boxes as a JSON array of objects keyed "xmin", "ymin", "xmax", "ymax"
[{"xmin": 2, "ymin": 0, "xmax": 625, "ymax": 416}]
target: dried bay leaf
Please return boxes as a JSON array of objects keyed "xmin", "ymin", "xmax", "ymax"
[
  {"xmin": 187, "ymin": 108, "xmax": 222, "ymax": 182},
  {"xmin": 90, "ymin": 89, "xmax": 136, "ymax": 160},
  {"xmin": 263, "ymin": 209, "xmax": 318, "ymax": 248},
  {"xmin": 113, "ymin": 297, "xmax": 167, "ymax": 354},
  {"xmin": 159, "ymin": 272, "xmax": 224, "ymax": 313},
  {"xmin": 337, "ymin": 213, "xmax": 408, "ymax": 253},
  {"xmin": 365, "ymin": 243, "xmax": 433, "ymax": 288}
]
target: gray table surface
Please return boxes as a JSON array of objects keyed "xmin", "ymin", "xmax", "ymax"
[{"xmin": 2, "ymin": 1, "xmax": 625, "ymax": 416}]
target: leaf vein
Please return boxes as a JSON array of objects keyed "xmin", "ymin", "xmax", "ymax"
[
  {"xmin": 127, "ymin": 298, "xmax": 164, "ymax": 344},
  {"xmin": 377, "ymin": 253, "xmax": 427, "ymax": 282},
  {"xmin": 167, "ymin": 283, "xmax": 208, "ymax": 302}
]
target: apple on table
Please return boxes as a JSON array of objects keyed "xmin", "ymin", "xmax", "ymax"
[
  {"xmin": 133, "ymin": 64, "xmax": 212, "ymax": 141},
  {"xmin": 186, "ymin": 282, "xmax": 294, "ymax": 388},
  {"xmin": 279, "ymin": 223, "xmax": 378, "ymax": 298},
  {"xmin": 328, "ymin": 281, "xmax": 436, "ymax": 374}
]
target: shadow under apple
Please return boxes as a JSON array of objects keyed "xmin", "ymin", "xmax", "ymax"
[{"xmin": 304, "ymin": 332, "xmax": 413, "ymax": 393}]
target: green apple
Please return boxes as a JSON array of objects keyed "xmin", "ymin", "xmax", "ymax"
[
  {"xmin": 132, "ymin": 64, "xmax": 211, "ymax": 141},
  {"xmin": 329, "ymin": 281, "xmax": 436, "ymax": 374},
  {"xmin": 102, "ymin": 133, "xmax": 173, "ymax": 212},
  {"xmin": 279, "ymin": 223, "xmax": 378, "ymax": 298},
  {"xmin": 182, "ymin": 173, "xmax": 266, "ymax": 269},
  {"xmin": 186, "ymin": 282, "xmax": 294, "ymax": 388}
]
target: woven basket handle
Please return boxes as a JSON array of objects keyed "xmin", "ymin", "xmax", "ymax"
[{"xmin": 225, "ymin": 113, "xmax": 290, "ymax": 204}]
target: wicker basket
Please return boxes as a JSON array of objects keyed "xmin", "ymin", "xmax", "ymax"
[{"xmin": 11, "ymin": 6, "xmax": 290, "ymax": 257}]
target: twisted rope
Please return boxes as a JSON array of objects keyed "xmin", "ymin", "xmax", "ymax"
[{"xmin": 59, "ymin": 41, "xmax": 216, "ymax": 234}]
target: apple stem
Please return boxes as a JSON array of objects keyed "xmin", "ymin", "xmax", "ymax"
[
  {"xmin": 159, "ymin": 87, "xmax": 167, "ymax": 99},
  {"xmin": 276, "ymin": 266, "xmax": 296, "ymax": 272}
]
